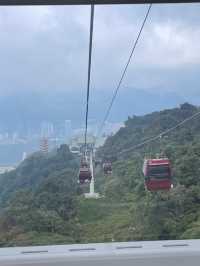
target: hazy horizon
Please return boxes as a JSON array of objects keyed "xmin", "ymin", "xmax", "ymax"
[{"xmin": 0, "ymin": 4, "xmax": 200, "ymax": 130}]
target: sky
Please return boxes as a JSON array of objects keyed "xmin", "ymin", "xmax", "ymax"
[{"xmin": 0, "ymin": 3, "xmax": 200, "ymax": 127}]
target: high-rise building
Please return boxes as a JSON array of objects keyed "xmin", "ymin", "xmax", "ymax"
[
  {"xmin": 12, "ymin": 132, "xmax": 18, "ymax": 144},
  {"xmin": 22, "ymin": 152, "xmax": 27, "ymax": 161},
  {"xmin": 65, "ymin": 120, "xmax": 72, "ymax": 141},
  {"xmin": 40, "ymin": 121, "xmax": 54, "ymax": 138}
]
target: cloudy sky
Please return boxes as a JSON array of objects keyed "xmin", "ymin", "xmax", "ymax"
[{"xmin": 0, "ymin": 3, "xmax": 200, "ymax": 127}]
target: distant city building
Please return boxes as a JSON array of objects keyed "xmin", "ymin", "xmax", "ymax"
[
  {"xmin": 12, "ymin": 132, "xmax": 18, "ymax": 144},
  {"xmin": 41, "ymin": 121, "xmax": 54, "ymax": 138},
  {"xmin": 70, "ymin": 134, "xmax": 95, "ymax": 154},
  {"xmin": 22, "ymin": 152, "xmax": 27, "ymax": 161},
  {"xmin": 65, "ymin": 120, "xmax": 72, "ymax": 141}
]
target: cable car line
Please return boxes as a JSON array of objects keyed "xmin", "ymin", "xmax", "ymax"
[
  {"xmin": 95, "ymin": 3, "xmax": 152, "ymax": 140},
  {"xmin": 78, "ymin": 5, "xmax": 95, "ymax": 186},
  {"xmin": 81, "ymin": 5, "xmax": 198, "ymax": 192},
  {"xmin": 92, "ymin": 4, "xmax": 152, "ymax": 180},
  {"xmin": 84, "ymin": 4, "xmax": 95, "ymax": 155},
  {"xmin": 118, "ymin": 109, "xmax": 200, "ymax": 156},
  {"xmin": 80, "ymin": 4, "xmax": 198, "ymax": 193}
]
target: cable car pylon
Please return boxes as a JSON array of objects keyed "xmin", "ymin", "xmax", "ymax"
[{"xmin": 84, "ymin": 150, "xmax": 100, "ymax": 199}]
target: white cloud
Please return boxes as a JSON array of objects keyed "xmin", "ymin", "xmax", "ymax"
[
  {"xmin": 0, "ymin": 6, "xmax": 51, "ymax": 32},
  {"xmin": 0, "ymin": 4, "xmax": 199, "ymax": 96},
  {"xmin": 135, "ymin": 21, "xmax": 200, "ymax": 67}
]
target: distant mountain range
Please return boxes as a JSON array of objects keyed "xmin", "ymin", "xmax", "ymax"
[{"xmin": 0, "ymin": 88, "xmax": 188, "ymax": 132}]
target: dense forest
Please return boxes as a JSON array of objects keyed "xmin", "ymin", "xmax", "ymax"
[{"xmin": 0, "ymin": 103, "xmax": 200, "ymax": 246}]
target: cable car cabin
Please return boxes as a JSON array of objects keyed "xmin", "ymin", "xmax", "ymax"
[
  {"xmin": 103, "ymin": 162, "xmax": 112, "ymax": 175},
  {"xmin": 78, "ymin": 161, "xmax": 92, "ymax": 184},
  {"xmin": 79, "ymin": 166, "xmax": 92, "ymax": 184},
  {"xmin": 143, "ymin": 158, "xmax": 172, "ymax": 191}
]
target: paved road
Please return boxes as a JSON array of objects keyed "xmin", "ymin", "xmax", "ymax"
[
  {"xmin": 0, "ymin": 239, "xmax": 199, "ymax": 265},
  {"xmin": 2, "ymin": 254, "xmax": 200, "ymax": 266}
]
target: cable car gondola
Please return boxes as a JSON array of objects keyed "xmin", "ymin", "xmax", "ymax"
[
  {"xmin": 103, "ymin": 162, "xmax": 112, "ymax": 175},
  {"xmin": 78, "ymin": 159, "xmax": 92, "ymax": 184},
  {"xmin": 143, "ymin": 158, "xmax": 172, "ymax": 191}
]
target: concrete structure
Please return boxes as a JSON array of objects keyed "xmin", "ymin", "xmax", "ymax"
[
  {"xmin": 84, "ymin": 151, "xmax": 100, "ymax": 199},
  {"xmin": 1, "ymin": 0, "xmax": 199, "ymax": 5},
  {"xmin": 0, "ymin": 239, "xmax": 200, "ymax": 265},
  {"xmin": 70, "ymin": 134, "xmax": 95, "ymax": 154}
]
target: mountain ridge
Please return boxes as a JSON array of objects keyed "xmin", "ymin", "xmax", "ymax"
[
  {"xmin": 0, "ymin": 103, "xmax": 200, "ymax": 246},
  {"xmin": 0, "ymin": 88, "xmax": 184, "ymax": 132}
]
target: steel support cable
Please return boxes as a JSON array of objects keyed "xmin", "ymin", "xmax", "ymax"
[
  {"xmin": 95, "ymin": 3, "xmax": 152, "ymax": 143},
  {"xmin": 118, "ymin": 109, "xmax": 200, "ymax": 155},
  {"xmin": 84, "ymin": 4, "xmax": 95, "ymax": 155}
]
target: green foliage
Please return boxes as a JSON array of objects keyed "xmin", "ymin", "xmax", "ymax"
[
  {"xmin": 95, "ymin": 103, "xmax": 200, "ymax": 241},
  {"xmin": 1, "ymin": 103, "xmax": 200, "ymax": 246},
  {"xmin": 0, "ymin": 144, "xmax": 80, "ymax": 245}
]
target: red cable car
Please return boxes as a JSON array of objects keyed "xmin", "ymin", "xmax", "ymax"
[
  {"xmin": 78, "ymin": 159, "xmax": 92, "ymax": 184},
  {"xmin": 143, "ymin": 158, "xmax": 172, "ymax": 191},
  {"xmin": 103, "ymin": 162, "xmax": 112, "ymax": 175}
]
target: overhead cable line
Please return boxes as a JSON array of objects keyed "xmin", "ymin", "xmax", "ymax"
[
  {"xmin": 118, "ymin": 109, "xmax": 200, "ymax": 155},
  {"xmin": 96, "ymin": 3, "xmax": 152, "ymax": 140},
  {"xmin": 84, "ymin": 4, "xmax": 95, "ymax": 154}
]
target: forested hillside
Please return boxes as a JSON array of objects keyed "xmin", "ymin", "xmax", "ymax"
[
  {"xmin": 0, "ymin": 103, "xmax": 200, "ymax": 246},
  {"xmin": 0, "ymin": 145, "xmax": 80, "ymax": 246}
]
